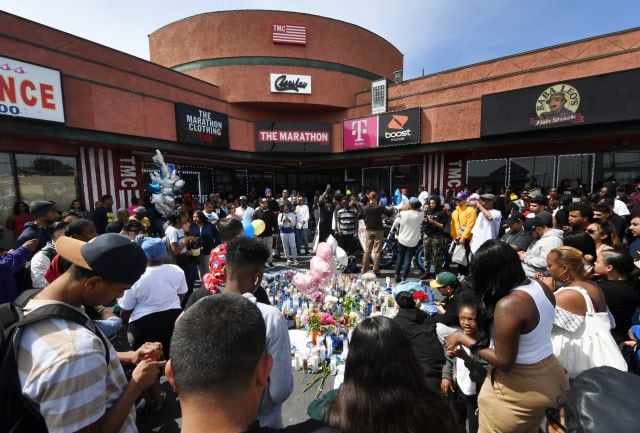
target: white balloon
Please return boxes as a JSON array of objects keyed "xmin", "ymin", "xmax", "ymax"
[
  {"xmin": 325, "ymin": 234, "xmax": 338, "ymax": 252},
  {"xmin": 335, "ymin": 246, "xmax": 348, "ymax": 267}
]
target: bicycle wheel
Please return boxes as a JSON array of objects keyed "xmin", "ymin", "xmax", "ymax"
[
  {"xmin": 377, "ymin": 239, "xmax": 395, "ymax": 268},
  {"xmin": 414, "ymin": 246, "xmax": 425, "ymax": 272}
]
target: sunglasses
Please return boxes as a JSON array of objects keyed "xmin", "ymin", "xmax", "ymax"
[{"xmin": 586, "ymin": 228, "xmax": 597, "ymax": 234}]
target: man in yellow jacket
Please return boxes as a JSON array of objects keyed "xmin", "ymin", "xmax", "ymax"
[{"xmin": 450, "ymin": 192, "xmax": 477, "ymax": 274}]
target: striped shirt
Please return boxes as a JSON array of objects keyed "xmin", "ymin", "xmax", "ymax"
[
  {"xmin": 17, "ymin": 299, "xmax": 136, "ymax": 433},
  {"xmin": 336, "ymin": 208, "xmax": 358, "ymax": 235}
]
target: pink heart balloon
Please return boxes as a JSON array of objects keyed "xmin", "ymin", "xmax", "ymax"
[
  {"xmin": 293, "ymin": 272, "xmax": 312, "ymax": 294},
  {"xmin": 310, "ymin": 256, "xmax": 332, "ymax": 280},
  {"xmin": 315, "ymin": 242, "xmax": 334, "ymax": 262}
]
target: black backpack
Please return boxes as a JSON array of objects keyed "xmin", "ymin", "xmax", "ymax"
[
  {"xmin": 563, "ymin": 366, "xmax": 640, "ymax": 433},
  {"xmin": 0, "ymin": 290, "xmax": 109, "ymax": 433}
]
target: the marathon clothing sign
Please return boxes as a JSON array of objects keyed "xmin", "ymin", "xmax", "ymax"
[
  {"xmin": 481, "ymin": 68, "xmax": 640, "ymax": 136},
  {"xmin": 270, "ymin": 73, "xmax": 312, "ymax": 94},
  {"xmin": 0, "ymin": 55, "xmax": 65, "ymax": 123},
  {"xmin": 256, "ymin": 121, "xmax": 331, "ymax": 153},
  {"xmin": 175, "ymin": 103, "xmax": 229, "ymax": 148},
  {"xmin": 378, "ymin": 108, "xmax": 421, "ymax": 147},
  {"xmin": 343, "ymin": 108, "xmax": 421, "ymax": 151}
]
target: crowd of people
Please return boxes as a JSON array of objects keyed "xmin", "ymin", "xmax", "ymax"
[{"xmin": 0, "ymin": 177, "xmax": 640, "ymax": 433}]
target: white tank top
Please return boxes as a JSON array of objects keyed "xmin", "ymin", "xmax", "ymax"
[{"xmin": 511, "ymin": 279, "xmax": 554, "ymax": 364}]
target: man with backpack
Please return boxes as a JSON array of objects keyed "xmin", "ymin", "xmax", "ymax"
[{"xmin": 1, "ymin": 233, "xmax": 164, "ymax": 433}]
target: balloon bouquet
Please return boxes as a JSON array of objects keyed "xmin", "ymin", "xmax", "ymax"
[
  {"xmin": 293, "ymin": 235, "xmax": 349, "ymax": 300},
  {"xmin": 148, "ymin": 149, "xmax": 185, "ymax": 217}
]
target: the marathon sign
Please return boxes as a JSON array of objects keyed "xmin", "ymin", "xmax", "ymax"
[
  {"xmin": 0, "ymin": 55, "xmax": 65, "ymax": 123},
  {"xmin": 270, "ymin": 73, "xmax": 312, "ymax": 94},
  {"xmin": 343, "ymin": 108, "xmax": 421, "ymax": 151},
  {"xmin": 481, "ymin": 68, "xmax": 640, "ymax": 136},
  {"xmin": 378, "ymin": 108, "xmax": 421, "ymax": 147},
  {"xmin": 256, "ymin": 121, "xmax": 331, "ymax": 153},
  {"xmin": 175, "ymin": 103, "xmax": 229, "ymax": 148}
]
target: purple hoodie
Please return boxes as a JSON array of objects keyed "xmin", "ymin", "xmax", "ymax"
[{"xmin": 0, "ymin": 246, "xmax": 33, "ymax": 304}]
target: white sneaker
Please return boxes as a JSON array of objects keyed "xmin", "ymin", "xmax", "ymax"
[
  {"xmin": 292, "ymin": 260, "xmax": 299, "ymax": 266},
  {"xmin": 286, "ymin": 260, "xmax": 293, "ymax": 265}
]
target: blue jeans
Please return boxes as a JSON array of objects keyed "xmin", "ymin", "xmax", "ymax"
[
  {"xmin": 395, "ymin": 243, "xmax": 416, "ymax": 280},
  {"xmin": 296, "ymin": 228, "xmax": 309, "ymax": 254}
]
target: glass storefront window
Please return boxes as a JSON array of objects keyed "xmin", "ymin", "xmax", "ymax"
[
  {"xmin": 467, "ymin": 159, "xmax": 507, "ymax": 191},
  {"xmin": 15, "ymin": 154, "xmax": 77, "ymax": 210},
  {"xmin": 509, "ymin": 156, "xmax": 555, "ymax": 191},
  {"xmin": 557, "ymin": 154, "xmax": 594, "ymax": 192},
  {"xmin": 601, "ymin": 151, "xmax": 640, "ymax": 187},
  {"xmin": 363, "ymin": 167, "xmax": 390, "ymax": 194},
  {"xmin": 391, "ymin": 165, "xmax": 421, "ymax": 197},
  {"xmin": 178, "ymin": 169, "xmax": 203, "ymax": 203},
  {"xmin": 213, "ymin": 168, "xmax": 233, "ymax": 196},
  {"xmin": 0, "ymin": 153, "xmax": 17, "ymax": 248}
]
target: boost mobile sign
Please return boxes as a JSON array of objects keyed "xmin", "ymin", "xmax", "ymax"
[
  {"xmin": 0, "ymin": 55, "xmax": 65, "ymax": 123},
  {"xmin": 343, "ymin": 107, "xmax": 421, "ymax": 151}
]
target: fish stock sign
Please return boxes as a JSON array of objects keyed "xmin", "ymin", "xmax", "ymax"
[{"xmin": 343, "ymin": 108, "xmax": 420, "ymax": 151}]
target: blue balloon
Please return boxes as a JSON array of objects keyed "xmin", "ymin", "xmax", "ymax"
[
  {"xmin": 392, "ymin": 188, "xmax": 402, "ymax": 206},
  {"xmin": 148, "ymin": 182, "xmax": 161, "ymax": 194},
  {"xmin": 242, "ymin": 220, "xmax": 254, "ymax": 238}
]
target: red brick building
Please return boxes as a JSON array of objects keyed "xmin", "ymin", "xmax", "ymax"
[{"xmin": 1, "ymin": 10, "xmax": 639, "ymax": 234}]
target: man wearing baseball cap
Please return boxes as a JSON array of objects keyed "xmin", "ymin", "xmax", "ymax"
[
  {"xmin": 430, "ymin": 271, "xmax": 466, "ymax": 342},
  {"xmin": 469, "ymin": 193, "xmax": 502, "ymax": 255},
  {"xmin": 17, "ymin": 200, "xmax": 59, "ymax": 252},
  {"xmin": 16, "ymin": 233, "xmax": 163, "ymax": 433},
  {"xmin": 450, "ymin": 192, "xmax": 477, "ymax": 275},
  {"xmin": 500, "ymin": 212, "xmax": 533, "ymax": 252},
  {"xmin": 236, "ymin": 196, "xmax": 255, "ymax": 223},
  {"xmin": 518, "ymin": 216, "xmax": 563, "ymax": 277}
]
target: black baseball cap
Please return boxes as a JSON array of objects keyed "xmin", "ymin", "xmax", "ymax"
[
  {"xmin": 30, "ymin": 201, "xmax": 57, "ymax": 218},
  {"xmin": 523, "ymin": 216, "xmax": 544, "ymax": 232},
  {"xmin": 56, "ymin": 233, "xmax": 147, "ymax": 285},
  {"xmin": 504, "ymin": 212, "xmax": 525, "ymax": 224}
]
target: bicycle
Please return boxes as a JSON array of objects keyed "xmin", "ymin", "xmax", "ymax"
[{"xmin": 379, "ymin": 232, "xmax": 451, "ymax": 272}]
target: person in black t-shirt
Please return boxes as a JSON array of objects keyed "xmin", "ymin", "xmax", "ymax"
[
  {"xmin": 422, "ymin": 196, "xmax": 449, "ymax": 278},
  {"xmin": 317, "ymin": 185, "xmax": 336, "ymax": 243},
  {"xmin": 254, "ymin": 198, "xmax": 279, "ymax": 267},
  {"xmin": 594, "ymin": 249, "xmax": 640, "ymax": 343},
  {"xmin": 361, "ymin": 191, "xmax": 393, "ymax": 276}
]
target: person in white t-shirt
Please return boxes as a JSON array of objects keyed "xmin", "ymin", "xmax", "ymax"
[
  {"xmin": 235, "ymin": 196, "xmax": 255, "ymax": 222},
  {"xmin": 294, "ymin": 196, "xmax": 310, "ymax": 255},
  {"xmin": 203, "ymin": 201, "xmax": 220, "ymax": 224},
  {"xmin": 441, "ymin": 297, "xmax": 488, "ymax": 433},
  {"xmin": 120, "ymin": 236, "xmax": 187, "ymax": 411},
  {"xmin": 393, "ymin": 198, "xmax": 423, "ymax": 282},
  {"xmin": 417, "ymin": 185, "xmax": 430, "ymax": 206},
  {"xmin": 469, "ymin": 194, "xmax": 502, "ymax": 255}
]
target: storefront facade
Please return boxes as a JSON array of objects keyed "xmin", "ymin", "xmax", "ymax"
[{"xmin": 1, "ymin": 10, "xmax": 639, "ymax": 225}]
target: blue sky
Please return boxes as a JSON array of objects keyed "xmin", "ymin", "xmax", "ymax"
[{"xmin": 2, "ymin": 0, "xmax": 639, "ymax": 79}]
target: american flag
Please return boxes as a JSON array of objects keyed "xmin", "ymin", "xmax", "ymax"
[{"xmin": 272, "ymin": 24, "xmax": 306, "ymax": 45}]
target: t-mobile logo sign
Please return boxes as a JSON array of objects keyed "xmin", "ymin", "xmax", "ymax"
[
  {"xmin": 343, "ymin": 116, "xmax": 378, "ymax": 151},
  {"xmin": 351, "ymin": 119, "xmax": 368, "ymax": 142}
]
